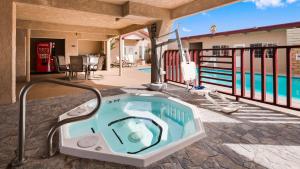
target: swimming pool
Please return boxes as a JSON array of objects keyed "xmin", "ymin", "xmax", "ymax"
[
  {"xmin": 59, "ymin": 94, "xmax": 205, "ymax": 167},
  {"xmin": 138, "ymin": 67, "xmax": 151, "ymax": 73},
  {"xmin": 200, "ymin": 69, "xmax": 300, "ymax": 99},
  {"xmin": 163, "ymin": 67, "xmax": 300, "ymax": 100}
]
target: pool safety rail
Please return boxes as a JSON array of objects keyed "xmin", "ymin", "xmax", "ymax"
[
  {"xmin": 164, "ymin": 45, "xmax": 300, "ymax": 111},
  {"xmin": 10, "ymin": 79, "xmax": 102, "ymax": 167}
]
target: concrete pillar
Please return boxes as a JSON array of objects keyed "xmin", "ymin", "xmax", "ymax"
[
  {"xmin": 65, "ymin": 37, "xmax": 78, "ymax": 64},
  {"xmin": 0, "ymin": 0, "xmax": 16, "ymax": 104},
  {"xmin": 119, "ymin": 36, "xmax": 124, "ymax": 76},
  {"xmin": 106, "ymin": 39, "xmax": 111, "ymax": 71},
  {"xmin": 141, "ymin": 40, "xmax": 145, "ymax": 60},
  {"xmin": 148, "ymin": 20, "xmax": 173, "ymax": 83},
  {"xmin": 26, "ymin": 29, "xmax": 31, "ymax": 82},
  {"xmin": 16, "ymin": 29, "xmax": 27, "ymax": 82}
]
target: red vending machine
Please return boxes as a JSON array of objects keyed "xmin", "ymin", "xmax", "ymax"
[{"xmin": 36, "ymin": 42, "xmax": 56, "ymax": 72}]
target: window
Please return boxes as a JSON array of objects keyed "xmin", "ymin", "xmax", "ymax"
[
  {"xmin": 212, "ymin": 45, "xmax": 230, "ymax": 56},
  {"xmin": 189, "ymin": 42, "xmax": 203, "ymax": 50},
  {"xmin": 296, "ymin": 53, "xmax": 300, "ymax": 61},
  {"xmin": 250, "ymin": 43, "xmax": 277, "ymax": 58},
  {"xmin": 250, "ymin": 43, "xmax": 263, "ymax": 58},
  {"xmin": 212, "ymin": 45, "xmax": 220, "ymax": 56},
  {"xmin": 266, "ymin": 44, "xmax": 277, "ymax": 58},
  {"xmin": 221, "ymin": 45, "xmax": 230, "ymax": 56}
]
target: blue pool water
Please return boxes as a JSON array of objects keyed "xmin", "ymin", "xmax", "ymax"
[
  {"xmin": 200, "ymin": 69, "xmax": 300, "ymax": 100},
  {"xmin": 138, "ymin": 67, "xmax": 151, "ymax": 73},
  {"xmin": 68, "ymin": 96, "xmax": 197, "ymax": 155},
  {"xmin": 142, "ymin": 66, "xmax": 300, "ymax": 100}
]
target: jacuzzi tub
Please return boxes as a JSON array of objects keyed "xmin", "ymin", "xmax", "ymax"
[{"xmin": 59, "ymin": 94, "xmax": 205, "ymax": 167}]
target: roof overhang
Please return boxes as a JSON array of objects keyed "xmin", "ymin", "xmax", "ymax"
[{"xmin": 14, "ymin": 0, "xmax": 241, "ymax": 36}]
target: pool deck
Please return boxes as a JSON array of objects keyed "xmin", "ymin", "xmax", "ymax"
[
  {"xmin": 16, "ymin": 67, "xmax": 151, "ymax": 100},
  {"xmin": 1, "ymin": 81, "xmax": 300, "ymax": 169}
]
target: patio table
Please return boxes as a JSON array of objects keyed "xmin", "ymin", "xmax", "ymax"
[{"xmin": 68, "ymin": 55, "xmax": 100, "ymax": 80}]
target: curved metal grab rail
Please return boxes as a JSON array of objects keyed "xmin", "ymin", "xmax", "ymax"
[{"xmin": 11, "ymin": 78, "xmax": 102, "ymax": 166}]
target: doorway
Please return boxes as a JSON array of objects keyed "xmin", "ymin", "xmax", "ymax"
[
  {"xmin": 189, "ymin": 42, "xmax": 203, "ymax": 50},
  {"xmin": 125, "ymin": 46, "xmax": 137, "ymax": 62}
]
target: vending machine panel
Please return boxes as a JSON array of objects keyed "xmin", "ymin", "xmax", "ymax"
[{"xmin": 36, "ymin": 42, "xmax": 56, "ymax": 72}]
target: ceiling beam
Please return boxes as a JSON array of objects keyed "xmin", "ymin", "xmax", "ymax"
[
  {"xmin": 119, "ymin": 24, "xmax": 147, "ymax": 35},
  {"xmin": 171, "ymin": 0, "xmax": 240, "ymax": 19},
  {"xmin": 122, "ymin": 2, "xmax": 170, "ymax": 20},
  {"xmin": 30, "ymin": 30, "xmax": 109, "ymax": 41},
  {"xmin": 15, "ymin": 0, "xmax": 171, "ymax": 20},
  {"xmin": 15, "ymin": 0, "xmax": 122, "ymax": 17},
  {"xmin": 17, "ymin": 20, "xmax": 119, "ymax": 35}
]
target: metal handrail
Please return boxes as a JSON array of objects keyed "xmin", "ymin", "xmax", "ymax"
[{"xmin": 11, "ymin": 78, "xmax": 102, "ymax": 166}]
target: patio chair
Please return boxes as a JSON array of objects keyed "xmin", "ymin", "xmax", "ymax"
[
  {"xmin": 111, "ymin": 56, "xmax": 126, "ymax": 68},
  {"xmin": 53, "ymin": 55, "xmax": 69, "ymax": 79},
  {"xmin": 125, "ymin": 54, "xmax": 137, "ymax": 67},
  {"xmin": 181, "ymin": 52, "xmax": 241, "ymax": 114},
  {"xmin": 87, "ymin": 55, "xmax": 104, "ymax": 79},
  {"xmin": 111, "ymin": 57, "xmax": 120, "ymax": 68},
  {"xmin": 69, "ymin": 56, "xmax": 87, "ymax": 80}
]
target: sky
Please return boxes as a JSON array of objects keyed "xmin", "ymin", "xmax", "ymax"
[{"xmin": 173, "ymin": 0, "xmax": 300, "ymax": 37}]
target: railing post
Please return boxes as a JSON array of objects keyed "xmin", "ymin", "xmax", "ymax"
[
  {"xmin": 169, "ymin": 51, "xmax": 173, "ymax": 82},
  {"xmin": 193, "ymin": 49, "xmax": 197, "ymax": 62},
  {"xmin": 194, "ymin": 50, "xmax": 198, "ymax": 86},
  {"xmin": 199, "ymin": 50, "xmax": 203, "ymax": 86},
  {"xmin": 241, "ymin": 48, "xmax": 245, "ymax": 97},
  {"xmin": 286, "ymin": 47, "xmax": 292, "ymax": 107},
  {"xmin": 164, "ymin": 51, "xmax": 168, "ymax": 82},
  {"xmin": 180, "ymin": 50, "xmax": 184, "ymax": 84},
  {"xmin": 172, "ymin": 51, "xmax": 176, "ymax": 82},
  {"xmin": 232, "ymin": 49, "xmax": 237, "ymax": 96},
  {"xmin": 176, "ymin": 51, "xmax": 180, "ymax": 83},
  {"xmin": 250, "ymin": 48, "xmax": 255, "ymax": 99},
  {"xmin": 273, "ymin": 48, "xmax": 278, "ymax": 104},
  {"xmin": 261, "ymin": 48, "xmax": 267, "ymax": 102}
]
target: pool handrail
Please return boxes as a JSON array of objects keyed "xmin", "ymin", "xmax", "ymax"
[{"xmin": 10, "ymin": 78, "xmax": 102, "ymax": 167}]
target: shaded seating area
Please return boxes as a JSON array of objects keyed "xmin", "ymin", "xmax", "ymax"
[
  {"xmin": 69, "ymin": 56, "xmax": 88, "ymax": 80},
  {"xmin": 123, "ymin": 55, "xmax": 137, "ymax": 67},
  {"xmin": 111, "ymin": 56, "xmax": 124, "ymax": 68},
  {"xmin": 63, "ymin": 55, "xmax": 105, "ymax": 80},
  {"xmin": 111, "ymin": 56, "xmax": 137, "ymax": 68},
  {"xmin": 53, "ymin": 55, "xmax": 70, "ymax": 79},
  {"xmin": 87, "ymin": 55, "xmax": 105, "ymax": 79}
]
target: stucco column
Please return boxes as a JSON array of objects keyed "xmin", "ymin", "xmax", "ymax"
[
  {"xmin": 106, "ymin": 39, "xmax": 111, "ymax": 72},
  {"xmin": 26, "ymin": 29, "xmax": 31, "ymax": 82},
  {"xmin": 0, "ymin": 0, "xmax": 16, "ymax": 104},
  {"xmin": 119, "ymin": 36, "xmax": 124, "ymax": 76},
  {"xmin": 141, "ymin": 40, "xmax": 145, "ymax": 60},
  {"xmin": 148, "ymin": 20, "xmax": 173, "ymax": 83},
  {"xmin": 16, "ymin": 29, "xmax": 26, "ymax": 82}
]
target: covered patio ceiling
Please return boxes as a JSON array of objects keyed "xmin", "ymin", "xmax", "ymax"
[
  {"xmin": 15, "ymin": 0, "xmax": 240, "ymax": 36},
  {"xmin": 0, "ymin": 0, "xmax": 242, "ymax": 105}
]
